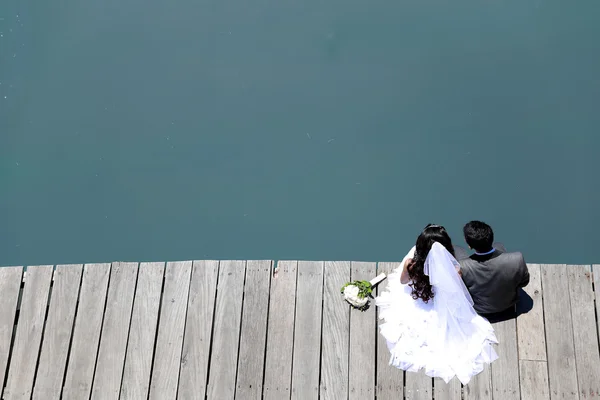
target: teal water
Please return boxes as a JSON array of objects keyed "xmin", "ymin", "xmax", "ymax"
[{"xmin": 1, "ymin": 0, "xmax": 599, "ymax": 266}]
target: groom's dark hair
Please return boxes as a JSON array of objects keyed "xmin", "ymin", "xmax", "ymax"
[{"xmin": 463, "ymin": 221, "xmax": 494, "ymax": 252}]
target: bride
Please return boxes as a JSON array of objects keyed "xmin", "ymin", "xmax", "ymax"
[{"xmin": 375, "ymin": 224, "xmax": 498, "ymax": 384}]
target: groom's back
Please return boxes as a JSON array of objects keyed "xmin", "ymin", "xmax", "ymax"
[{"xmin": 460, "ymin": 250, "xmax": 530, "ymax": 315}]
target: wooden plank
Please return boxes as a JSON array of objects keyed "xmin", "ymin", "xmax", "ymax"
[
  {"xmin": 320, "ymin": 261, "xmax": 350, "ymax": 400},
  {"xmin": 349, "ymin": 261, "xmax": 376, "ymax": 400},
  {"xmin": 264, "ymin": 260, "xmax": 297, "ymax": 400},
  {"xmin": 567, "ymin": 264, "xmax": 600, "ymax": 398},
  {"xmin": 120, "ymin": 262, "xmax": 165, "ymax": 400},
  {"xmin": 62, "ymin": 263, "xmax": 111, "ymax": 400},
  {"xmin": 178, "ymin": 260, "xmax": 219, "ymax": 400},
  {"xmin": 519, "ymin": 360, "xmax": 550, "ymax": 400},
  {"xmin": 516, "ymin": 264, "xmax": 546, "ymax": 361},
  {"xmin": 235, "ymin": 260, "xmax": 272, "ymax": 400},
  {"xmin": 464, "ymin": 366, "xmax": 492, "ymax": 400},
  {"xmin": 291, "ymin": 261, "xmax": 324, "ymax": 400},
  {"xmin": 491, "ymin": 318, "xmax": 520, "ymax": 400},
  {"xmin": 375, "ymin": 262, "xmax": 404, "ymax": 400},
  {"xmin": 405, "ymin": 372, "xmax": 432, "ymax": 400},
  {"xmin": 33, "ymin": 265, "xmax": 83, "ymax": 400},
  {"xmin": 3, "ymin": 265, "xmax": 53, "ymax": 400},
  {"xmin": 396, "ymin": 251, "xmax": 432, "ymax": 400},
  {"xmin": 206, "ymin": 260, "xmax": 246, "ymax": 399},
  {"xmin": 91, "ymin": 262, "xmax": 139, "ymax": 400},
  {"xmin": 0, "ymin": 267, "xmax": 23, "ymax": 397},
  {"xmin": 434, "ymin": 378, "xmax": 461, "ymax": 400},
  {"xmin": 540, "ymin": 264, "xmax": 579, "ymax": 399},
  {"xmin": 148, "ymin": 261, "xmax": 192, "ymax": 400}
]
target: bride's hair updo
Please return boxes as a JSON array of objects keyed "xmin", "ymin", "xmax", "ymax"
[{"xmin": 408, "ymin": 224, "xmax": 456, "ymax": 303}]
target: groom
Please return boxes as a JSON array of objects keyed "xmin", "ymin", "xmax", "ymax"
[{"xmin": 456, "ymin": 221, "xmax": 530, "ymax": 319}]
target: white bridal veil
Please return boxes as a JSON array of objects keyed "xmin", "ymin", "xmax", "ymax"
[{"xmin": 421, "ymin": 242, "xmax": 498, "ymax": 383}]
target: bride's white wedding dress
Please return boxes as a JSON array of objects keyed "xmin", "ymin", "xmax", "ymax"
[{"xmin": 375, "ymin": 242, "xmax": 499, "ymax": 384}]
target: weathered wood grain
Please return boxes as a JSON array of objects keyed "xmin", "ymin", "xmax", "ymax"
[
  {"xmin": 33, "ymin": 265, "xmax": 83, "ymax": 400},
  {"xmin": 541, "ymin": 264, "xmax": 579, "ymax": 399},
  {"xmin": 91, "ymin": 262, "xmax": 139, "ymax": 400},
  {"xmin": 464, "ymin": 365, "xmax": 492, "ymax": 400},
  {"xmin": 405, "ymin": 372, "xmax": 432, "ymax": 400},
  {"xmin": 0, "ymin": 267, "xmax": 23, "ymax": 398},
  {"xmin": 349, "ymin": 262, "xmax": 376, "ymax": 400},
  {"xmin": 3, "ymin": 265, "xmax": 53, "ymax": 400},
  {"xmin": 235, "ymin": 260, "xmax": 272, "ymax": 399},
  {"xmin": 264, "ymin": 261, "xmax": 297, "ymax": 400},
  {"xmin": 491, "ymin": 318, "xmax": 520, "ymax": 400},
  {"xmin": 516, "ymin": 264, "xmax": 546, "ymax": 361},
  {"xmin": 206, "ymin": 260, "xmax": 246, "ymax": 399},
  {"xmin": 120, "ymin": 262, "xmax": 165, "ymax": 400},
  {"xmin": 62, "ymin": 263, "xmax": 111, "ymax": 400},
  {"xmin": 0, "ymin": 258, "xmax": 596, "ymax": 400},
  {"xmin": 178, "ymin": 260, "xmax": 219, "ymax": 400},
  {"xmin": 434, "ymin": 378, "xmax": 461, "ymax": 400},
  {"xmin": 375, "ymin": 262, "xmax": 404, "ymax": 400},
  {"xmin": 291, "ymin": 261, "xmax": 324, "ymax": 400},
  {"xmin": 567, "ymin": 264, "xmax": 600, "ymax": 398},
  {"xmin": 148, "ymin": 261, "xmax": 192, "ymax": 400},
  {"xmin": 519, "ymin": 360, "xmax": 550, "ymax": 400},
  {"xmin": 320, "ymin": 261, "xmax": 350, "ymax": 400}
]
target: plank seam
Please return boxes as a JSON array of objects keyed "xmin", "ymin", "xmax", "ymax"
[
  {"xmin": 174, "ymin": 262, "xmax": 194, "ymax": 399},
  {"xmin": 30, "ymin": 265, "xmax": 56, "ymax": 395},
  {"xmin": 260, "ymin": 261, "xmax": 274, "ymax": 399},
  {"xmin": 317, "ymin": 262, "xmax": 325, "ymax": 400},
  {"xmin": 588, "ymin": 264, "xmax": 600, "ymax": 397},
  {"xmin": 117, "ymin": 262, "xmax": 141, "ymax": 400},
  {"xmin": 511, "ymin": 294, "xmax": 523, "ymax": 400},
  {"xmin": 374, "ymin": 262, "xmax": 378, "ymax": 399},
  {"xmin": 146, "ymin": 263, "xmax": 167, "ymax": 400},
  {"xmin": 348, "ymin": 264, "xmax": 352, "ymax": 400},
  {"xmin": 232, "ymin": 261, "xmax": 249, "ymax": 399},
  {"xmin": 538, "ymin": 265, "xmax": 552, "ymax": 400},
  {"xmin": 514, "ymin": 321, "xmax": 522, "ymax": 399},
  {"xmin": 565, "ymin": 265, "xmax": 581, "ymax": 398},
  {"xmin": 590, "ymin": 265, "xmax": 600, "ymax": 398},
  {"xmin": 288, "ymin": 262, "xmax": 300, "ymax": 399},
  {"xmin": 88, "ymin": 264, "xmax": 114, "ymax": 400},
  {"xmin": 592, "ymin": 265, "xmax": 600, "ymax": 369},
  {"xmin": 203, "ymin": 261, "xmax": 222, "ymax": 399},
  {"xmin": 59, "ymin": 265, "xmax": 86, "ymax": 398},
  {"xmin": 0, "ymin": 267, "xmax": 24, "ymax": 399},
  {"xmin": 489, "ymin": 363, "xmax": 493, "ymax": 400}
]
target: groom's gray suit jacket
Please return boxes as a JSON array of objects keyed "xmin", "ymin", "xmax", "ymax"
[{"xmin": 458, "ymin": 247, "xmax": 530, "ymax": 315}]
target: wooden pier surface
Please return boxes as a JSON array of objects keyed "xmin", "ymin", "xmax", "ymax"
[{"xmin": 0, "ymin": 261, "xmax": 598, "ymax": 399}]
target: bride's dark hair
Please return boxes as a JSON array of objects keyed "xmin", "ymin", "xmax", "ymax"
[{"xmin": 408, "ymin": 224, "xmax": 456, "ymax": 303}]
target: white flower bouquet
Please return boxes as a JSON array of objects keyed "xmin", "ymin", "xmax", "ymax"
[{"xmin": 341, "ymin": 273, "xmax": 386, "ymax": 311}]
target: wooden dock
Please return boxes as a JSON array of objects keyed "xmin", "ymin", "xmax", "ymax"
[{"xmin": 0, "ymin": 261, "xmax": 598, "ymax": 399}]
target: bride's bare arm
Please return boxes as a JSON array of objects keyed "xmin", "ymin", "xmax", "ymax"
[
  {"xmin": 400, "ymin": 258, "xmax": 413, "ymax": 284},
  {"xmin": 453, "ymin": 260, "xmax": 462, "ymax": 277}
]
